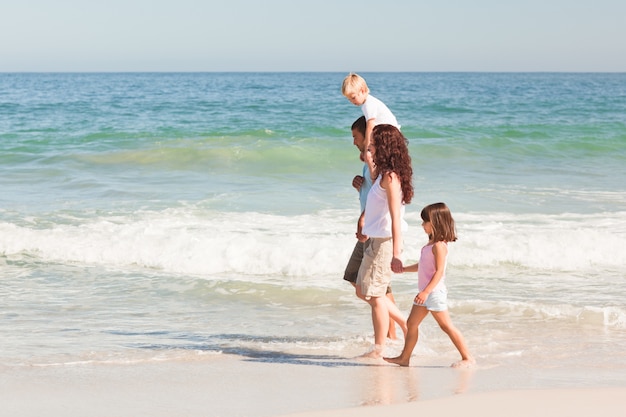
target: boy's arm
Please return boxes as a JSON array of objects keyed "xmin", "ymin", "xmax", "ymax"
[
  {"xmin": 365, "ymin": 118, "xmax": 376, "ymax": 149},
  {"xmin": 364, "ymin": 148, "xmax": 377, "ymax": 182},
  {"xmin": 364, "ymin": 118, "xmax": 376, "ymax": 180}
]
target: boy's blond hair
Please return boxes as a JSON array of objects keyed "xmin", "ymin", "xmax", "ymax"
[{"xmin": 341, "ymin": 72, "xmax": 370, "ymax": 97}]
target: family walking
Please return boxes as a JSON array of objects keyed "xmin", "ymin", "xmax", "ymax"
[{"xmin": 341, "ymin": 73, "xmax": 475, "ymax": 368}]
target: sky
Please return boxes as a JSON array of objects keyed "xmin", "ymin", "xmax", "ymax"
[{"xmin": 1, "ymin": 0, "xmax": 625, "ymax": 72}]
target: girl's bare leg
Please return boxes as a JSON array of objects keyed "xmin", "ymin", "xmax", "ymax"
[
  {"xmin": 384, "ymin": 305, "xmax": 428, "ymax": 366},
  {"xmin": 431, "ymin": 310, "xmax": 475, "ymax": 368}
]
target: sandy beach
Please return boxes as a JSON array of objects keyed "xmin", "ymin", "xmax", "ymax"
[
  {"xmin": 2, "ymin": 354, "xmax": 625, "ymax": 417},
  {"xmin": 281, "ymin": 387, "xmax": 626, "ymax": 417}
]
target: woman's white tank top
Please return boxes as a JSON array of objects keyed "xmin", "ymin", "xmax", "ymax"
[{"xmin": 362, "ymin": 176, "xmax": 407, "ymax": 238}]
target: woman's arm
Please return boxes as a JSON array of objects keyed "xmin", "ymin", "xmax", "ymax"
[{"xmin": 383, "ymin": 171, "xmax": 404, "ymax": 273}]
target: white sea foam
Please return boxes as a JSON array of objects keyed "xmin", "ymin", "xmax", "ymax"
[
  {"xmin": 448, "ymin": 211, "xmax": 626, "ymax": 271},
  {"xmin": 1, "ymin": 209, "xmax": 625, "ymax": 279},
  {"xmin": 0, "ymin": 209, "xmax": 355, "ymax": 279}
]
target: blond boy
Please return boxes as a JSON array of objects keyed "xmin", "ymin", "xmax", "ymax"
[{"xmin": 341, "ymin": 73, "xmax": 400, "ymax": 156}]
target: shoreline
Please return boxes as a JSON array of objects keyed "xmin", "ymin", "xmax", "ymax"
[{"xmin": 1, "ymin": 354, "xmax": 625, "ymax": 417}]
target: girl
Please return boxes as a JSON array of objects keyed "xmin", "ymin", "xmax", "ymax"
[
  {"xmin": 384, "ymin": 202, "xmax": 475, "ymax": 368},
  {"xmin": 356, "ymin": 124, "xmax": 412, "ymax": 358}
]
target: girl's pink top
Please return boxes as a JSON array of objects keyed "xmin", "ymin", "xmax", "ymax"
[{"xmin": 418, "ymin": 243, "xmax": 447, "ymax": 292}]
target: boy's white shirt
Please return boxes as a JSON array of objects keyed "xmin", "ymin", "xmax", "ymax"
[{"xmin": 361, "ymin": 94, "xmax": 400, "ymax": 129}]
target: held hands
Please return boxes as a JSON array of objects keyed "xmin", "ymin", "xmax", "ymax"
[{"xmin": 391, "ymin": 257, "xmax": 403, "ymax": 273}]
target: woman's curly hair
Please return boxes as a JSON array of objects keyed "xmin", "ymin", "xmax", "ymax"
[{"xmin": 371, "ymin": 124, "xmax": 414, "ymax": 204}]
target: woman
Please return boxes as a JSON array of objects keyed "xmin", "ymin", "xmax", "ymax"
[{"xmin": 356, "ymin": 124, "xmax": 413, "ymax": 358}]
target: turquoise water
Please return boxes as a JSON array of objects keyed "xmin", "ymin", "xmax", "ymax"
[
  {"xmin": 2, "ymin": 73, "xmax": 624, "ymax": 216},
  {"xmin": 1, "ymin": 73, "xmax": 625, "ymax": 388}
]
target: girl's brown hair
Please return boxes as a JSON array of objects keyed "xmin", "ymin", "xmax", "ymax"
[
  {"xmin": 371, "ymin": 124, "xmax": 414, "ymax": 204},
  {"xmin": 421, "ymin": 202, "xmax": 457, "ymax": 242}
]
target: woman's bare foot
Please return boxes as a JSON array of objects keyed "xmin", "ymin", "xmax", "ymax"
[
  {"xmin": 451, "ymin": 358, "xmax": 476, "ymax": 368},
  {"xmin": 383, "ymin": 356, "xmax": 410, "ymax": 366}
]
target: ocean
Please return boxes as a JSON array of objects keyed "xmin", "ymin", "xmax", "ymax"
[{"xmin": 1, "ymin": 72, "xmax": 625, "ymax": 412}]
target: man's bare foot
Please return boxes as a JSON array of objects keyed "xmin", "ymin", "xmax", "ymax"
[
  {"xmin": 451, "ymin": 358, "xmax": 476, "ymax": 368},
  {"xmin": 359, "ymin": 350, "xmax": 382, "ymax": 359},
  {"xmin": 358, "ymin": 345, "xmax": 384, "ymax": 359},
  {"xmin": 383, "ymin": 356, "xmax": 410, "ymax": 367}
]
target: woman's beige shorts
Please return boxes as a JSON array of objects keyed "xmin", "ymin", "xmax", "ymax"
[{"xmin": 356, "ymin": 237, "xmax": 392, "ymax": 300}]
